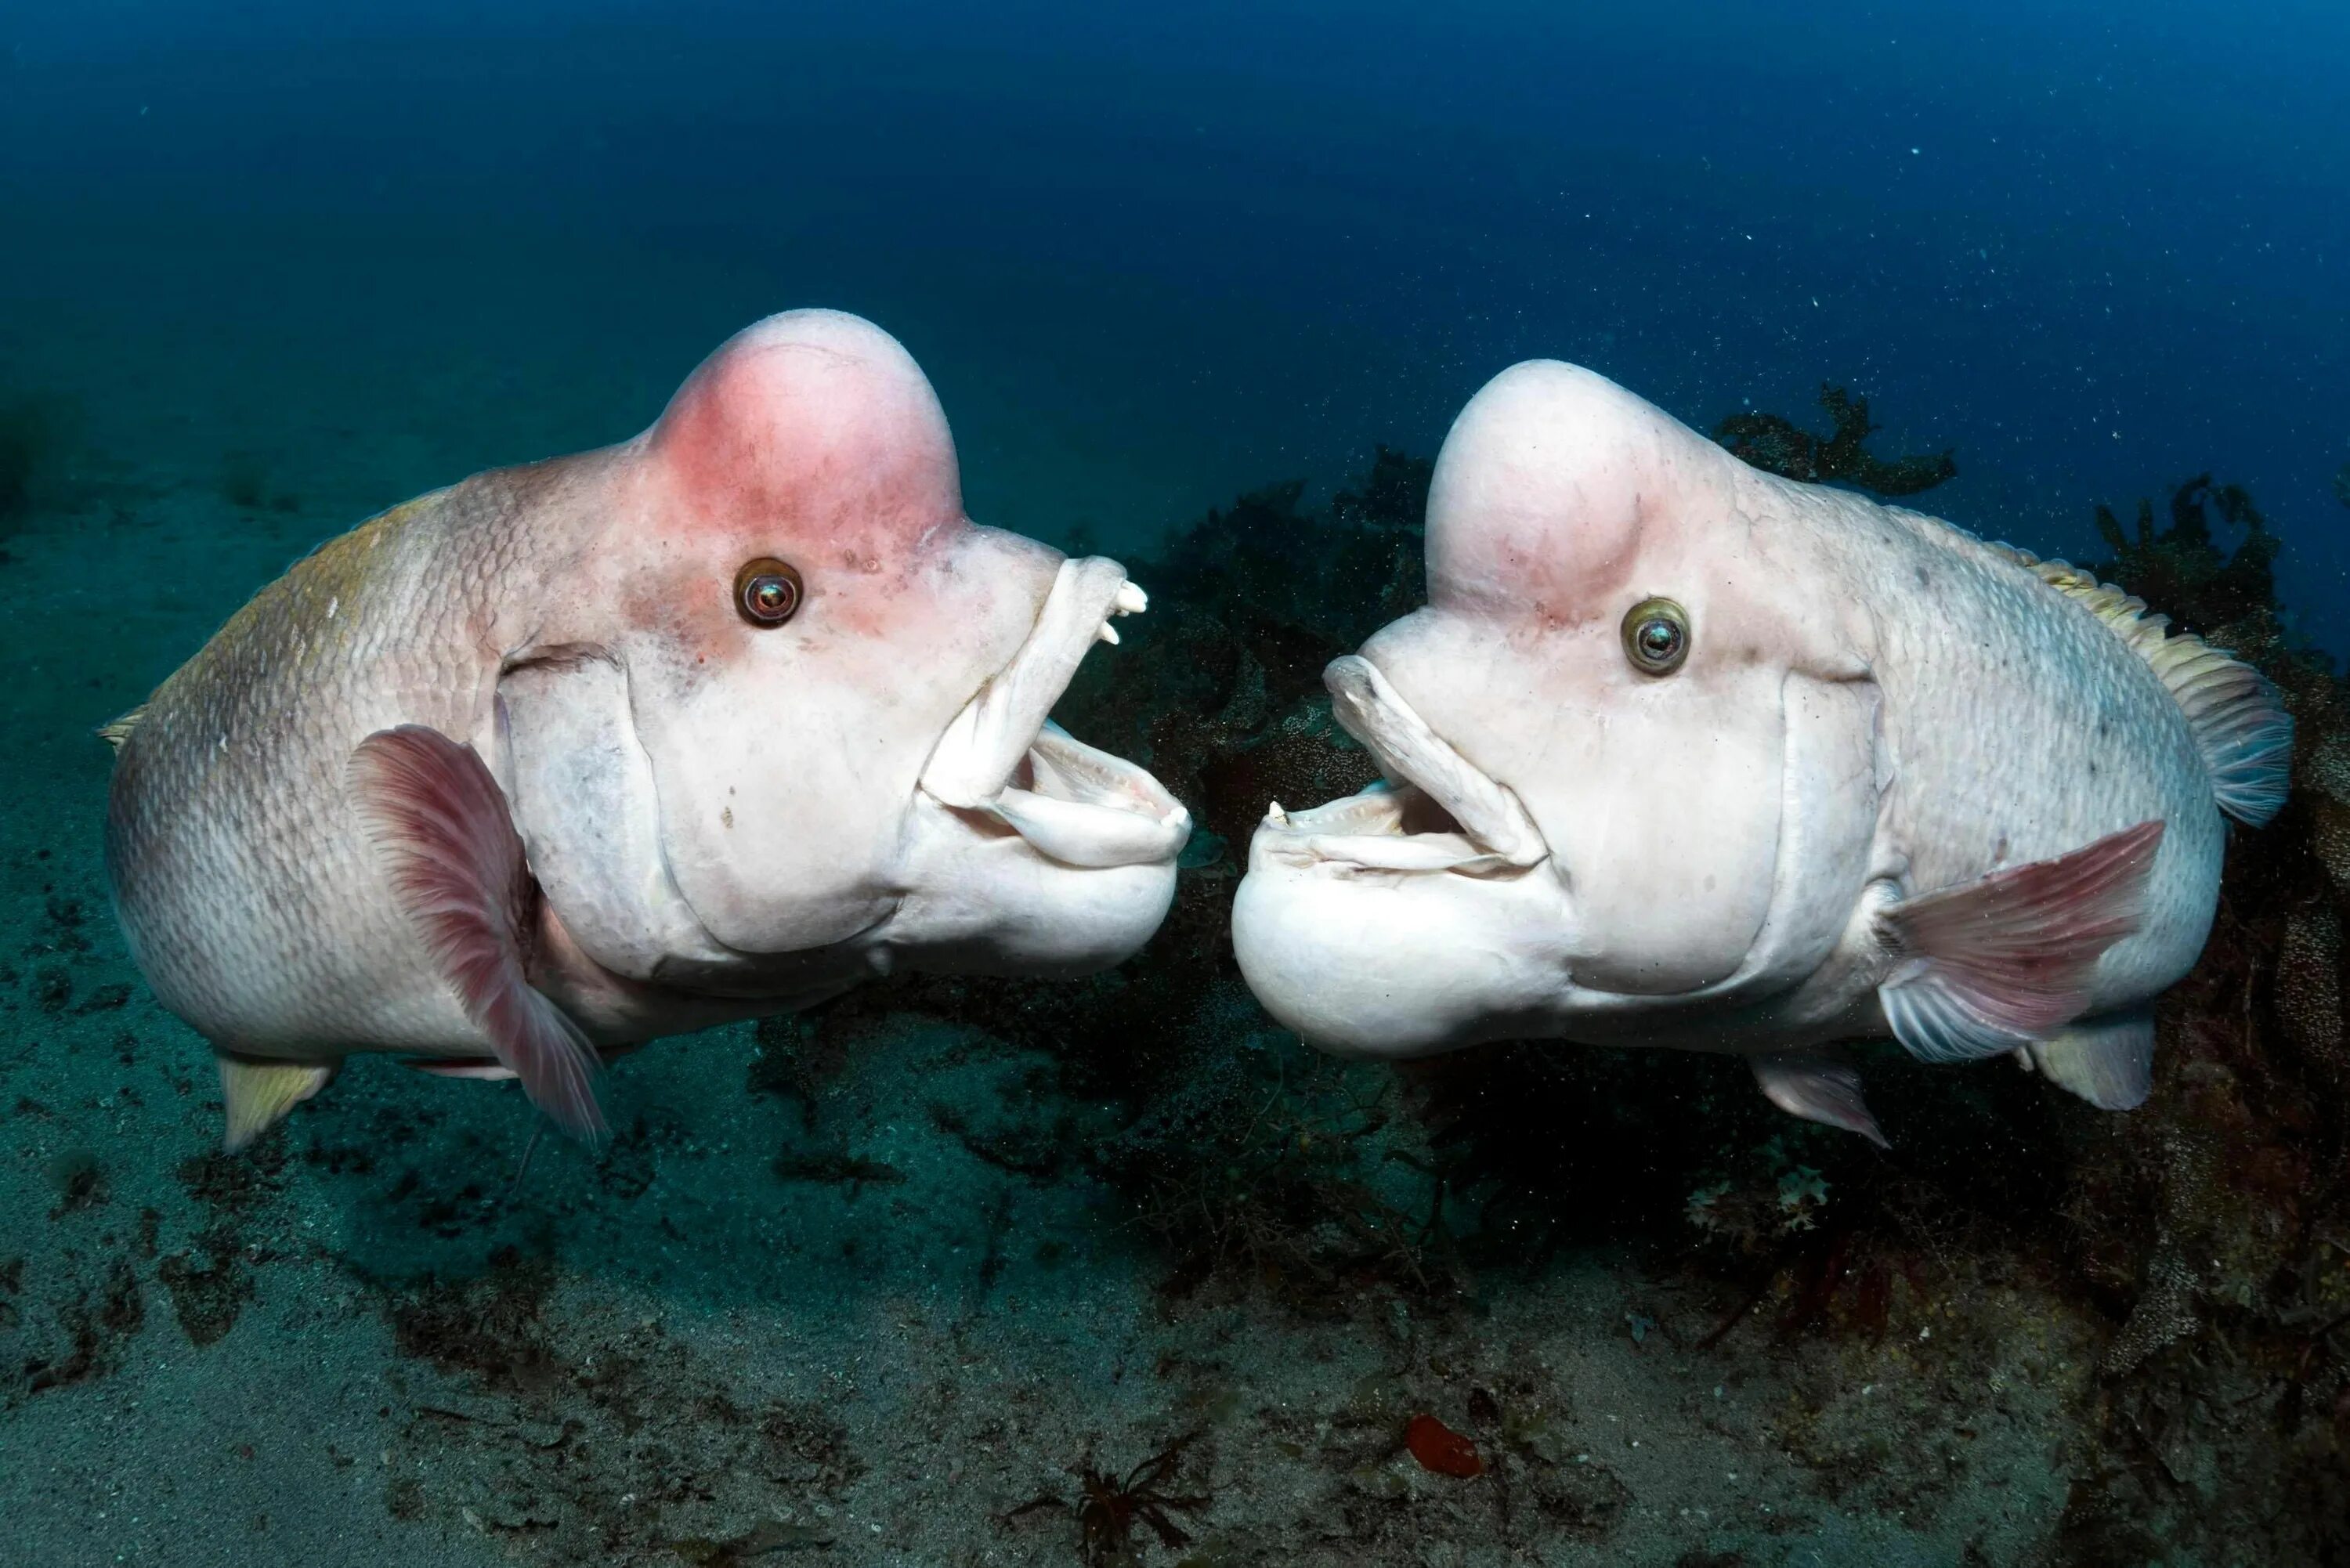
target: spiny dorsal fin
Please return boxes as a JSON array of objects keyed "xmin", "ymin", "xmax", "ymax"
[
  {"xmin": 1985, "ymin": 542, "xmax": 2293, "ymax": 827},
  {"xmin": 96, "ymin": 704, "xmax": 148, "ymax": 753}
]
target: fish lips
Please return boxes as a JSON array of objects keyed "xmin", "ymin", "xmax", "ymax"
[
  {"xmin": 916, "ymin": 555, "xmax": 1191, "ymax": 869},
  {"xmin": 1251, "ymin": 654, "xmax": 1551, "ymax": 877}
]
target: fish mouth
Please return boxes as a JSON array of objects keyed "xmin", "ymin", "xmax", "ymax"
[
  {"xmin": 1251, "ymin": 654, "xmax": 1549, "ymax": 876},
  {"xmin": 916, "ymin": 555, "xmax": 1191, "ymax": 869}
]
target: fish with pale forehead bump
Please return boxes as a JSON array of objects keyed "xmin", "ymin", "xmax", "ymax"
[
  {"xmin": 103, "ymin": 309, "xmax": 1189, "ymax": 1151},
  {"xmin": 1231, "ymin": 358, "xmax": 2291, "ymax": 1143}
]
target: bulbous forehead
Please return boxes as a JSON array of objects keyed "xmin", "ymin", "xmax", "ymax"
[
  {"xmin": 644, "ymin": 309, "xmax": 966, "ymax": 565},
  {"xmin": 1426, "ymin": 359, "xmax": 1729, "ymax": 625}
]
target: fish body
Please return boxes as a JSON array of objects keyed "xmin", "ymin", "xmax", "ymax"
[
  {"xmin": 107, "ymin": 310, "xmax": 1188, "ymax": 1147},
  {"xmin": 1231, "ymin": 360, "xmax": 2289, "ymax": 1140}
]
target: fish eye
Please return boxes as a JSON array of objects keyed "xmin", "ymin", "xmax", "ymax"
[
  {"xmin": 1621, "ymin": 596, "xmax": 1690, "ymax": 675},
  {"xmin": 733, "ymin": 558, "xmax": 804, "ymax": 626}
]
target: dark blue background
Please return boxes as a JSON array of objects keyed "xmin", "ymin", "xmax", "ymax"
[{"xmin": 5, "ymin": 1, "xmax": 2345, "ymax": 645}]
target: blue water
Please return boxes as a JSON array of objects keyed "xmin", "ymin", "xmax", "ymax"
[
  {"xmin": 5, "ymin": 5, "xmax": 2348, "ymax": 1566},
  {"xmin": 8, "ymin": 1, "xmax": 2345, "ymax": 640}
]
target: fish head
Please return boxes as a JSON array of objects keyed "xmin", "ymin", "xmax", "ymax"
[
  {"xmin": 500, "ymin": 310, "xmax": 1187, "ymax": 993},
  {"xmin": 1233, "ymin": 359, "xmax": 1878, "ymax": 1055}
]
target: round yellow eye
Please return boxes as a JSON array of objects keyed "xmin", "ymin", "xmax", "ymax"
[
  {"xmin": 1621, "ymin": 597, "xmax": 1690, "ymax": 675},
  {"xmin": 734, "ymin": 558, "xmax": 803, "ymax": 626}
]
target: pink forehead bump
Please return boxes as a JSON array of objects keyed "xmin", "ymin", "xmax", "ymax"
[
  {"xmin": 1426, "ymin": 359, "xmax": 1712, "ymax": 624},
  {"xmin": 644, "ymin": 309, "xmax": 967, "ymax": 557}
]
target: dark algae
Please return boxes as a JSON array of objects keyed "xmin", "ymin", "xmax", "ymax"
[
  {"xmin": 5, "ymin": 398, "xmax": 2348, "ymax": 1559},
  {"xmin": 1713, "ymin": 384, "xmax": 1958, "ymax": 497},
  {"xmin": 7, "ymin": 3, "xmax": 2349, "ymax": 1555}
]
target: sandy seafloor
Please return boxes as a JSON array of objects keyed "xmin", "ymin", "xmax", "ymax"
[{"xmin": 2, "ymin": 241, "xmax": 2111, "ymax": 1568}]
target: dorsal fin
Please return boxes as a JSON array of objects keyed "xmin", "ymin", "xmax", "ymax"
[
  {"xmin": 1986, "ymin": 543, "xmax": 2293, "ymax": 827},
  {"xmin": 96, "ymin": 704, "xmax": 147, "ymax": 753}
]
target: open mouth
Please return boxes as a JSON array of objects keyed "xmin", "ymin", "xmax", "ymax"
[
  {"xmin": 1252, "ymin": 654, "xmax": 1549, "ymax": 876},
  {"xmin": 917, "ymin": 555, "xmax": 1191, "ymax": 869}
]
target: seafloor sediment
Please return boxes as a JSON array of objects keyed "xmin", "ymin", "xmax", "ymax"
[{"xmin": 2, "ymin": 380, "xmax": 2345, "ymax": 1567}]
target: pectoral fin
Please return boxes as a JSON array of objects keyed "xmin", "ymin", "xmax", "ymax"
[
  {"xmin": 2026, "ymin": 1009, "xmax": 2156, "ymax": 1110},
  {"xmin": 1750, "ymin": 1051, "xmax": 1889, "ymax": 1148},
  {"xmin": 1877, "ymin": 819, "xmax": 2164, "ymax": 1064},
  {"xmin": 349, "ymin": 724, "xmax": 606, "ymax": 1142},
  {"xmin": 219, "ymin": 1055, "xmax": 338, "ymax": 1152}
]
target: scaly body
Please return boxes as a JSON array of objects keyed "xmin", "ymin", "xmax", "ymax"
[
  {"xmin": 107, "ymin": 311, "xmax": 1190, "ymax": 1148},
  {"xmin": 1233, "ymin": 359, "xmax": 2287, "ymax": 1140}
]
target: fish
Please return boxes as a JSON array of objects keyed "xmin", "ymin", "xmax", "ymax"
[
  {"xmin": 103, "ymin": 309, "xmax": 1190, "ymax": 1151},
  {"xmin": 1230, "ymin": 358, "xmax": 2292, "ymax": 1143}
]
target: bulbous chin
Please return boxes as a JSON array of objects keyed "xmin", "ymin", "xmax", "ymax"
[
  {"xmin": 884, "ymin": 799, "xmax": 1180, "ymax": 977},
  {"xmin": 1230, "ymin": 850, "xmax": 1577, "ymax": 1057}
]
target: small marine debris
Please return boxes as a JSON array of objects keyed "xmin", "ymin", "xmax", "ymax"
[
  {"xmin": 1404, "ymin": 1412, "xmax": 1484, "ymax": 1479},
  {"xmin": 1715, "ymin": 383, "xmax": 1956, "ymax": 497},
  {"xmin": 1004, "ymin": 1433, "xmax": 1209, "ymax": 1566}
]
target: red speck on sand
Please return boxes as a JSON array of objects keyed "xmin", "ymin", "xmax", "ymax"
[{"xmin": 1405, "ymin": 1413, "xmax": 1484, "ymax": 1478}]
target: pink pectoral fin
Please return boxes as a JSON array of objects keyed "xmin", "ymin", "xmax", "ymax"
[
  {"xmin": 1750, "ymin": 1052, "xmax": 1888, "ymax": 1148},
  {"xmin": 1877, "ymin": 818, "xmax": 2166, "ymax": 1064},
  {"xmin": 350, "ymin": 724, "xmax": 606, "ymax": 1141}
]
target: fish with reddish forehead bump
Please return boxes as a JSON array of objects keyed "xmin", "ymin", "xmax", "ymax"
[
  {"xmin": 104, "ymin": 310, "xmax": 1188, "ymax": 1150},
  {"xmin": 1231, "ymin": 359, "xmax": 2290, "ymax": 1143}
]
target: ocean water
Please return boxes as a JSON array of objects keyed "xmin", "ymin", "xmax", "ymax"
[{"xmin": 3, "ymin": 4, "xmax": 2347, "ymax": 1566}]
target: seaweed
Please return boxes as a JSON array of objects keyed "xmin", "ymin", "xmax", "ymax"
[
  {"xmin": 2038, "ymin": 477, "xmax": 2350, "ymax": 1559},
  {"xmin": 1715, "ymin": 384, "xmax": 1956, "ymax": 497},
  {"xmin": 2091, "ymin": 473, "xmax": 2288, "ymax": 649}
]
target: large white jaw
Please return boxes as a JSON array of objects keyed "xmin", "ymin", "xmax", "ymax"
[
  {"xmin": 1249, "ymin": 654, "xmax": 1549, "ymax": 878},
  {"xmin": 1231, "ymin": 654, "xmax": 1575, "ymax": 1057},
  {"xmin": 918, "ymin": 556, "xmax": 1191, "ymax": 869}
]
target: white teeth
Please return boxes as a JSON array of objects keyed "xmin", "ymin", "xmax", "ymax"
[
  {"xmin": 1095, "ymin": 620, "xmax": 1121, "ymax": 645},
  {"xmin": 1113, "ymin": 580, "xmax": 1148, "ymax": 616},
  {"xmin": 1267, "ymin": 800, "xmax": 1289, "ymax": 826}
]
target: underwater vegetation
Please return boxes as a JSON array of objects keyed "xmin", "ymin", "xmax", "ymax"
[
  {"xmin": 12, "ymin": 363, "xmax": 2345, "ymax": 1562},
  {"xmin": 779, "ymin": 403, "xmax": 2350, "ymax": 1559},
  {"xmin": 1715, "ymin": 383, "xmax": 1958, "ymax": 497}
]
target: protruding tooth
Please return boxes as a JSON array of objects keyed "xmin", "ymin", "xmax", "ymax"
[
  {"xmin": 1113, "ymin": 580, "xmax": 1148, "ymax": 616},
  {"xmin": 1095, "ymin": 620, "xmax": 1121, "ymax": 645},
  {"xmin": 1267, "ymin": 800, "xmax": 1289, "ymax": 826}
]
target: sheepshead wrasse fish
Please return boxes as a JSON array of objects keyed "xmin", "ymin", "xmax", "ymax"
[
  {"xmin": 105, "ymin": 309, "xmax": 1189, "ymax": 1150},
  {"xmin": 1231, "ymin": 359, "xmax": 2290, "ymax": 1143}
]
